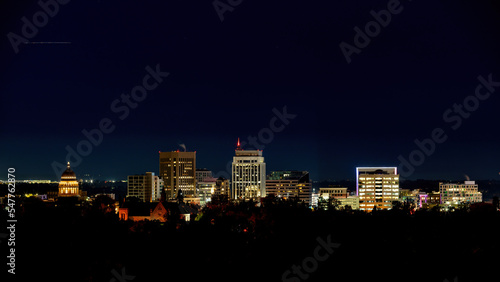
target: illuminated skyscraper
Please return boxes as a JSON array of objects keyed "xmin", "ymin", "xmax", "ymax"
[
  {"xmin": 159, "ymin": 151, "xmax": 196, "ymax": 199},
  {"xmin": 356, "ymin": 167, "xmax": 399, "ymax": 211},
  {"xmin": 58, "ymin": 162, "xmax": 80, "ymax": 197},
  {"xmin": 231, "ymin": 138, "xmax": 266, "ymax": 200}
]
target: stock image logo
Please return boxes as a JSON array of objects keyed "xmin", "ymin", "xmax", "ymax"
[{"xmin": 282, "ymin": 235, "xmax": 340, "ymax": 282}]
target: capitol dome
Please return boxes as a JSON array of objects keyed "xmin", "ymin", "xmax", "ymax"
[
  {"xmin": 58, "ymin": 162, "xmax": 80, "ymax": 197},
  {"xmin": 61, "ymin": 162, "xmax": 77, "ymax": 180}
]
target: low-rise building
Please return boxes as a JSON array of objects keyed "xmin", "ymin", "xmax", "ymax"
[
  {"xmin": 197, "ymin": 177, "xmax": 217, "ymax": 206},
  {"xmin": 439, "ymin": 181, "xmax": 482, "ymax": 205},
  {"xmin": 266, "ymin": 171, "xmax": 313, "ymax": 206},
  {"xmin": 337, "ymin": 196, "xmax": 360, "ymax": 210},
  {"xmin": 319, "ymin": 187, "xmax": 348, "ymax": 199},
  {"xmin": 214, "ymin": 177, "xmax": 230, "ymax": 198}
]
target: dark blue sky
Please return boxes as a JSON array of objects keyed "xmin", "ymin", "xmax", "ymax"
[{"xmin": 1, "ymin": 0, "xmax": 500, "ymax": 181}]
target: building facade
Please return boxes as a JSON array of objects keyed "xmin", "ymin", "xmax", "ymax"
[
  {"xmin": 356, "ymin": 167, "xmax": 399, "ymax": 211},
  {"xmin": 338, "ymin": 196, "xmax": 360, "ymax": 210},
  {"xmin": 231, "ymin": 140, "xmax": 266, "ymax": 200},
  {"xmin": 214, "ymin": 177, "xmax": 230, "ymax": 198},
  {"xmin": 266, "ymin": 171, "xmax": 313, "ymax": 205},
  {"xmin": 127, "ymin": 172, "xmax": 157, "ymax": 202},
  {"xmin": 196, "ymin": 168, "xmax": 213, "ymax": 183},
  {"xmin": 319, "ymin": 187, "xmax": 348, "ymax": 199},
  {"xmin": 439, "ymin": 181, "xmax": 482, "ymax": 205},
  {"xmin": 159, "ymin": 151, "xmax": 196, "ymax": 199},
  {"xmin": 428, "ymin": 191, "xmax": 441, "ymax": 205},
  {"xmin": 152, "ymin": 176, "xmax": 164, "ymax": 202},
  {"xmin": 197, "ymin": 178, "xmax": 217, "ymax": 206}
]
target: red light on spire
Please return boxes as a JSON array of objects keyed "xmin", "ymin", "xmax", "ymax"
[{"xmin": 236, "ymin": 137, "xmax": 242, "ymax": 150}]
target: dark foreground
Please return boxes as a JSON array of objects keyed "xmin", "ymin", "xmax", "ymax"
[{"xmin": 2, "ymin": 200, "xmax": 499, "ymax": 282}]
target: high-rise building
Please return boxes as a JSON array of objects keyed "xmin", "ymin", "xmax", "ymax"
[
  {"xmin": 266, "ymin": 171, "xmax": 313, "ymax": 205},
  {"xmin": 439, "ymin": 181, "xmax": 482, "ymax": 205},
  {"xmin": 58, "ymin": 162, "xmax": 80, "ymax": 197},
  {"xmin": 159, "ymin": 151, "xmax": 196, "ymax": 199},
  {"xmin": 196, "ymin": 168, "xmax": 212, "ymax": 183},
  {"xmin": 127, "ymin": 172, "xmax": 158, "ymax": 202},
  {"xmin": 231, "ymin": 139, "xmax": 266, "ymax": 200},
  {"xmin": 356, "ymin": 167, "xmax": 399, "ymax": 211}
]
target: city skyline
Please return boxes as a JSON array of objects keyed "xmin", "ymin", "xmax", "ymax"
[
  {"xmin": 2, "ymin": 1, "xmax": 500, "ymax": 183},
  {"xmin": 5, "ymin": 141, "xmax": 498, "ymax": 183},
  {"xmin": 3, "ymin": 1, "xmax": 500, "ymax": 282}
]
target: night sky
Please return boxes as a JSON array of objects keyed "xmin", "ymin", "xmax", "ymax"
[{"xmin": 1, "ymin": 0, "xmax": 500, "ymax": 181}]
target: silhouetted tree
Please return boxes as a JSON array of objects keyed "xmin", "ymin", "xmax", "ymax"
[
  {"xmin": 93, "ymin": 195, "xmax": 115, "ymax": 211},
  {"xmin": 177, "ymin": 189, "xmax": 184, "ymax": 203},
  {"xmin": 125, "ymin": 196, "xmax": 142, "ymax": 203},
  {"xmin": 493, "ymin": 196, "xmax": 499, "ymax": 211},
  {"xmin": 392, "ymin": 201, "xmax": 403, "ymax": 211},
  {"xmin": 328, "ymin": 197, "xmax": 340, "ymax": 210}
]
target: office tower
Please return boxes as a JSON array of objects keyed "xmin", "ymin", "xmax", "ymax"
[
  {"xmin": 439, "ymin": 181, "xmax": 482, "ymax": 205},
  {"xmin": 159, "ymin": 151, "xmax": 196, "ymax": 199},
  {"xmin": 231, "ymin": 138, "xmax": 266, "ymax": 200},
  {"xmin": 58, "ymin": 162, "xmax": 80, "ymax": 197},
  {"xmin": 127, "ymin": 172, "xmax": 158, "ymax": 202},
  {"xmin": 266, "ymin": 171, "xmax": 313, "ymax": 205},
  {"xmin": 356, "ymin": 167, "xmax": 399, "ymax": 211},
  {"xmin": 196, "ymin": 168, "xmax": 213, "ymax": 183}
]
